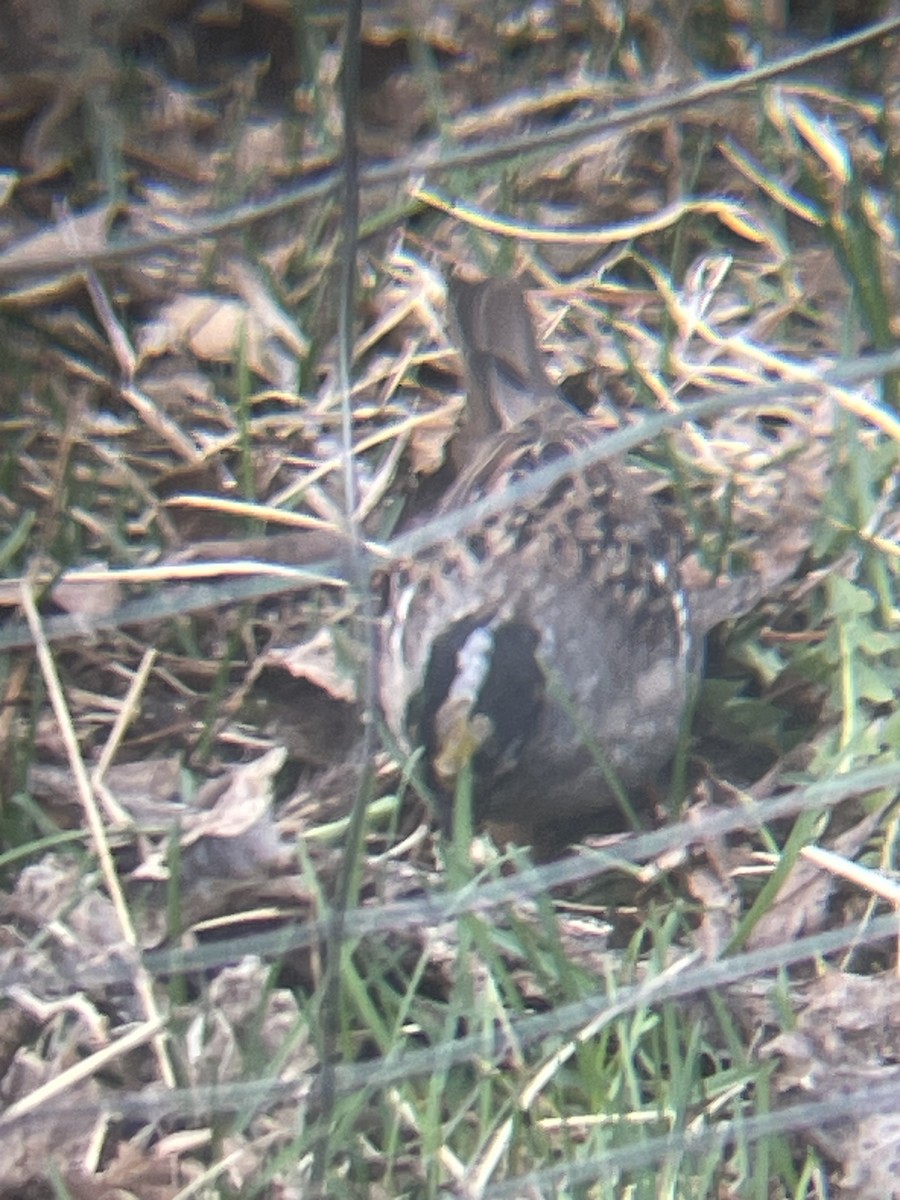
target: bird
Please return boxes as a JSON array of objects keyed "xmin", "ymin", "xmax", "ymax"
[{"xmin": 380, "ymin": 275, "xmax": 814, "ymax": 850}]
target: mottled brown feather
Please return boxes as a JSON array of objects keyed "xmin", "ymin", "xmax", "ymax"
[{"xmin": 380, "ymin": 276, "xmax": 815, "ymax": 848}]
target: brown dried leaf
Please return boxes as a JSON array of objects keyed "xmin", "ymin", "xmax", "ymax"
[
  {"xmin": 65, "ymin": 1138, "xmax": 191, "ymax": 1200},
  {"xmin": 29, "ymin": 757, "xmax": 183, "ymax": 825},
  {"xmin": 187, "ymin": 747, "xmax": 286, "ymax": 842},
  {"xmin": 408, "ymin": 400, "xmax": 463, "ymax": 475},
  {"xmin": 264, "ymin": 628, "xmax": 357, "ymax": 703},
  {"xmin": 0, "ymin": 203, "xmax": 115, "ymax": 302},
  {"xmin": 51, "ymin": 572, "xmax": 124, "ymax": 618},
  {"xmin": 0, "ymin": 1073, "xmax": 100, "ymax": 1193},
  {"xmin": 184, "ymin": 956, "xmax": 315, "ymax": 1087},
  {"xmin": 763, "ymin": 971, "xmax": 900, "ymax": 1198},
  {"xmin": 133, "ymin": 748, "xmax": 288, "ymax": 886},
  {"xmin": 746, "ymin": 807, "xmax": 885, "ymax": 951},
  {"xmin": 228, "ymin": 260, "xmax": 309, "ymax": 358},
  {"xmin": 138, "ymin": 294, "xmax": 298, "ymax": 387}
]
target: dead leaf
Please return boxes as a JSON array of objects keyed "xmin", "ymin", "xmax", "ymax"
[
  {"xmin": 408, "ymin": 399, "xmax": 463, "ymax": 475},
  {"xmin": 763, "ymin": 971, "xmax": 900, "ymax": 1198},
  {"xmin": 746, "ymin": 806, "xmax": 886, "ymax": 951},
  {"xmin": 51, "ymin": 570, "xmax": 124, "ymax": 619},
  {"xmin": 184, "ymin": 955, "xmax": 315, "ymax": 1086},
  {"xmin": 137, "ymin": 294, "xmax": 299, "ymax": 387},
  {"xmin": 133, "ymin": 748, "xmax": 287, "ymax": 886},
  {"xmin": 264, "ymin": 628, "xmax": 358, "ymax": 703},
  {"xmin": 0, "ymin": 204, "xmax": 116, "ymax": 302}
]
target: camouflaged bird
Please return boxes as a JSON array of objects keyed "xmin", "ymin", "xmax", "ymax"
[{"xmin": 380, "ymin": 275, "xmax": 817, "ymax": 849}]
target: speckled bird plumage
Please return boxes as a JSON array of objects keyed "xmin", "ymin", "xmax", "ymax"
[{"xmin": 379, "ymin": 276, "xmax": 810, "ymax": 848}]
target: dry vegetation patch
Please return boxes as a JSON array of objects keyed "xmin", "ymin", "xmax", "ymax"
[{"xmin": 0, "ymin": 2, "xmax": 898, "ymax": 1196}]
